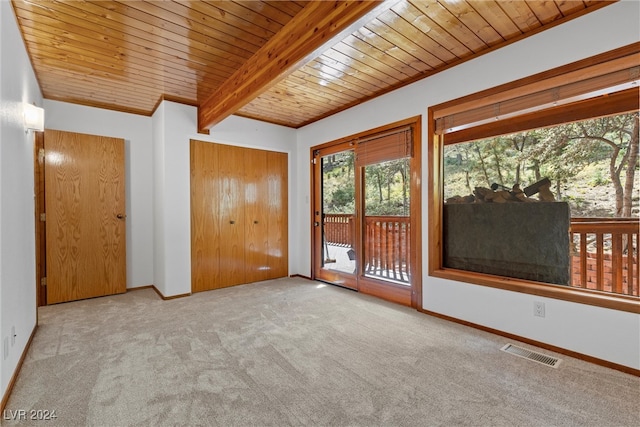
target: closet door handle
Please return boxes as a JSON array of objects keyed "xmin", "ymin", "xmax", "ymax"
[
  {"xmin": 253, "ymin": 220, "xmax": 259, "ymax": 224},
  {"xmin": 230, "ymin": 220, "xmax": 235, "ymax": 224}
]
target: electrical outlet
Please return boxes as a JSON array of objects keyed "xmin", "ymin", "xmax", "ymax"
[{"xmin": 534, "ymin": 301, "xmax": 546, "ymax": 318}]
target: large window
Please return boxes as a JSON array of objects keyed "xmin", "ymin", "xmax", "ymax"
[{"xmin": 428, "ymin": 44, "xmax": 639, "ymax": 313}]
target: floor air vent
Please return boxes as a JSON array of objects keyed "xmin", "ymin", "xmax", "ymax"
[{"xmin": 500, "ymin": 344, "xmax": 561, "ymax": 368}]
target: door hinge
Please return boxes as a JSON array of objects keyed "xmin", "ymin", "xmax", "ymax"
[
  {"xmin": 38, "ymin": 148, "xmax": 45, "ymax": 164},
  {"xmin": 40, "ymin": 213, "xmax": 46, "ymax": 222},
  {"xmin": 311, "ymin": 158, "xmax": 317, "ymax": 164},
  {"xmin": 40, "ymin": 277, "xmax": 47, "ymax": 287}
]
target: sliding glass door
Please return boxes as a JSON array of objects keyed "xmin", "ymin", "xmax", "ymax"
[
  {"xmin": 312, "ymin": 119, "xmax": 421, "ymax": 307},
  {"xmin": 362, "ymin": 157, "xmax": 411, "ymax": 285},
  {"xmin": 312, "ymin": 147, "xmax": 358, "ymax": 289}
]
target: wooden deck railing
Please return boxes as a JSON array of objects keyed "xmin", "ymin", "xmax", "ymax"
[
  {"xmin": 324, "ymin": 214, "xmax": 410, "ymax": 283},
  {"xmin": 570, "ymin": 218, "xmax": 638, "ymax": 297},
  {"xmin": 323, "ymin": 214, "xmax": 354, "ymax": 247},
  {"xmin": 324, "ymin": 213, "xmax": 639, "ymax": 297},
  {"xmin": 364, "ymin": 216, "xmax": 411, "ymax": 283}
]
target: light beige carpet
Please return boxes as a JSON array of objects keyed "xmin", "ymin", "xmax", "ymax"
[{"xmin": 4, "ymin": 277, "xmax": 639, "ymax": 426}]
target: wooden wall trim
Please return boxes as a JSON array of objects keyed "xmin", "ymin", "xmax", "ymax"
[
  {"xmin": 311, "ymin": 116, "xmax": 423, "ymax": 152},
  {"xmin": 443, "ymin": 88, "xmax": 639, "ymax": 145},
  {"xmin": 418, "ymin": 308, "xmax": 639, "ymax": 377},
  {"xmin": 431, "ymin": 42, "xmax": 640, "ymax": 117},
  {"xmin": 151, "ymin": 286, "xmax": 191, "ymax": 301},
  {"xmin": 0, "ymin": 325, "xmax": 38, "ymax": 413},
  {"xmin": 289, "ymin": 274, "xmax": 313, "ymax": 281},
  {"xmin": 127, "ymin": 285, "xmax": 191, "ymax": 300}
]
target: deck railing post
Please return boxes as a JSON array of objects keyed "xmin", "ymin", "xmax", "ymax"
[{"xmin": 570, "ymin": 218, "xmax": 638, "ymax": 297}]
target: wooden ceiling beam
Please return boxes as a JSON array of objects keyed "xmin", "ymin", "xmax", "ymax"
[{"xmin": 197, "ymin": 0, "xmax": 391, "ymax": 132}]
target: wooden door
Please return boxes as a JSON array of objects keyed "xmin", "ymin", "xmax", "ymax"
[
  {"xmin": 266, "ymin": 151, "xmax": 288, "ymax": 279},
  {"xmin": 34, "ymin": 131, "xmax": 46, "ymax": 306},
  {"xmin": 44, "ymin": 129, "xmax": 126, "ymax": 304},
  {"xmin": 218, "ymin": 143, "xmax": 246, "ymax": 287},
  {"xmin": 311, "ymin": 146, "xmax": 358, "ymax": 290},
  {"xmin": 245, "ymin": 149, "xmax": 269, "ymax": 283},
  {"xmin": 190, "ymin": 140, "xmax": 221, "ymax": 292}
]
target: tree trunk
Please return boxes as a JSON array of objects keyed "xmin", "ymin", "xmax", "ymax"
[
  {"xmin": 492, "ymin": 145, "xmax": 505, "ymax": 186},
  {"xmin": 622, "ymin": 114, "xmax": 639, "ymax": 217},
  {"xmin": 609, "ymin": 145, "xmax": 624, "ymax": 217},
  {"xmin": 511, "ymin": 137, "xmax": 525, "ymax": 184},
  {"xmin": 465, "ymin": 170, "xmax": 471, "ymax": 193},
  {"xmin": 532, "ymin": 159, "xmax": 541, "ymax": 181},
  {"xmin": 400, "ymin": 165, "xmax": 408, "ymax": 214},
  {"xmin": 474, "ymin": 143, "xmax": 491, "ymax": 186}
]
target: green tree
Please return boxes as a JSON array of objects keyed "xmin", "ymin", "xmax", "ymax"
[
  {"xmin": 538, "ymin": 113, "xmax": 639, "ymax": 217},
  {"xmin": 444, "ymin": 112, "xmax": 639, "ymax": 218}
]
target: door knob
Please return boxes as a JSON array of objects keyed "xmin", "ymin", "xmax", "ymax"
[
  {"xmin": 230, "ymin": 220, "xmax": 235, "ymax": 224},
  {"xmin": 117, "ymin": 213, "xmax": 126, "ymax": 220}
]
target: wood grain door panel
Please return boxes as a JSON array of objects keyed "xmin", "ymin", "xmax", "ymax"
[
  {"xmin": 45, "ymin": 129, "xmax": 126, "ymax": 304},
  {"xmin": 266, "ymin": 151, "xmax": 288, "ymax": 279},
  {"xmin": 245, "ymin": 149, "xmax": 269, "ymax": 283},
  {"xmin": 190, "ymin": 140, "xmax": 221, "ymax": 291},
  {"xmin": 218, "ymin": 143, "xmax": 246, "ymax": 287}
]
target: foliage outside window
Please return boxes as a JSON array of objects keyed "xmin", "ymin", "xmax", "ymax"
[
  {"xmin": 323, "ymin": 151, "xmax": 355, "ymax": 214},
  {"xmin": 323, "ymin": 147, "xmax": 411, "ymax": 216},
  {"xmin": 444, "ymin": 113, "xmax": 639, "ymax": 219},
  {"xmin": 364, "ymin": 158, "xmax": 410, "ymax": 216}
]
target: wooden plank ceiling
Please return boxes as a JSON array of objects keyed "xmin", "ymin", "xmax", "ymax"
[{"xmin": 12, "ymin": 0, "xmax": 615, "ymax": 129}]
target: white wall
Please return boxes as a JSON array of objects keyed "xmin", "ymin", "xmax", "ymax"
[
  {"xmin": 0, "ymin": 0, "xmax": 40, "ymax": 400},
  {"xmin": 152, "ymin": 102, "xmax": 297, "ymax": 297},
  {"xmin": 44, "ymin": 100, "xmax": 154, "ymax": 290},
  {"xmin": 152, "ymin": 101, "xmax": 192, "ymax": 297},
  {"xmin": 152, "ymin": 102, "xmax": 167, "ymax": 296},
  {"xmin": 295, "ymin": 1, "xmax": 640, "ymax": 369}
]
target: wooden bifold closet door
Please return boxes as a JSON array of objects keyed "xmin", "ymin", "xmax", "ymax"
[{"xmin": 190, "ymin": 140, "xmax": 288, "ymax": 292}]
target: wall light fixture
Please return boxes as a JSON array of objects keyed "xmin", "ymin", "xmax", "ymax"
[{"xmin": 24, "ymin": 103, "xmax": 45, "ymax": 133}]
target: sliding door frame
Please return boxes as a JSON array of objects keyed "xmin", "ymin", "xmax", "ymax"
[
  {"xmin": 310, "ymin": 116, "xmax": 422, "ymax": 308},
  {"xmin": 311, "ymin": 142, "xmax": 358, "ymax": 289}
]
